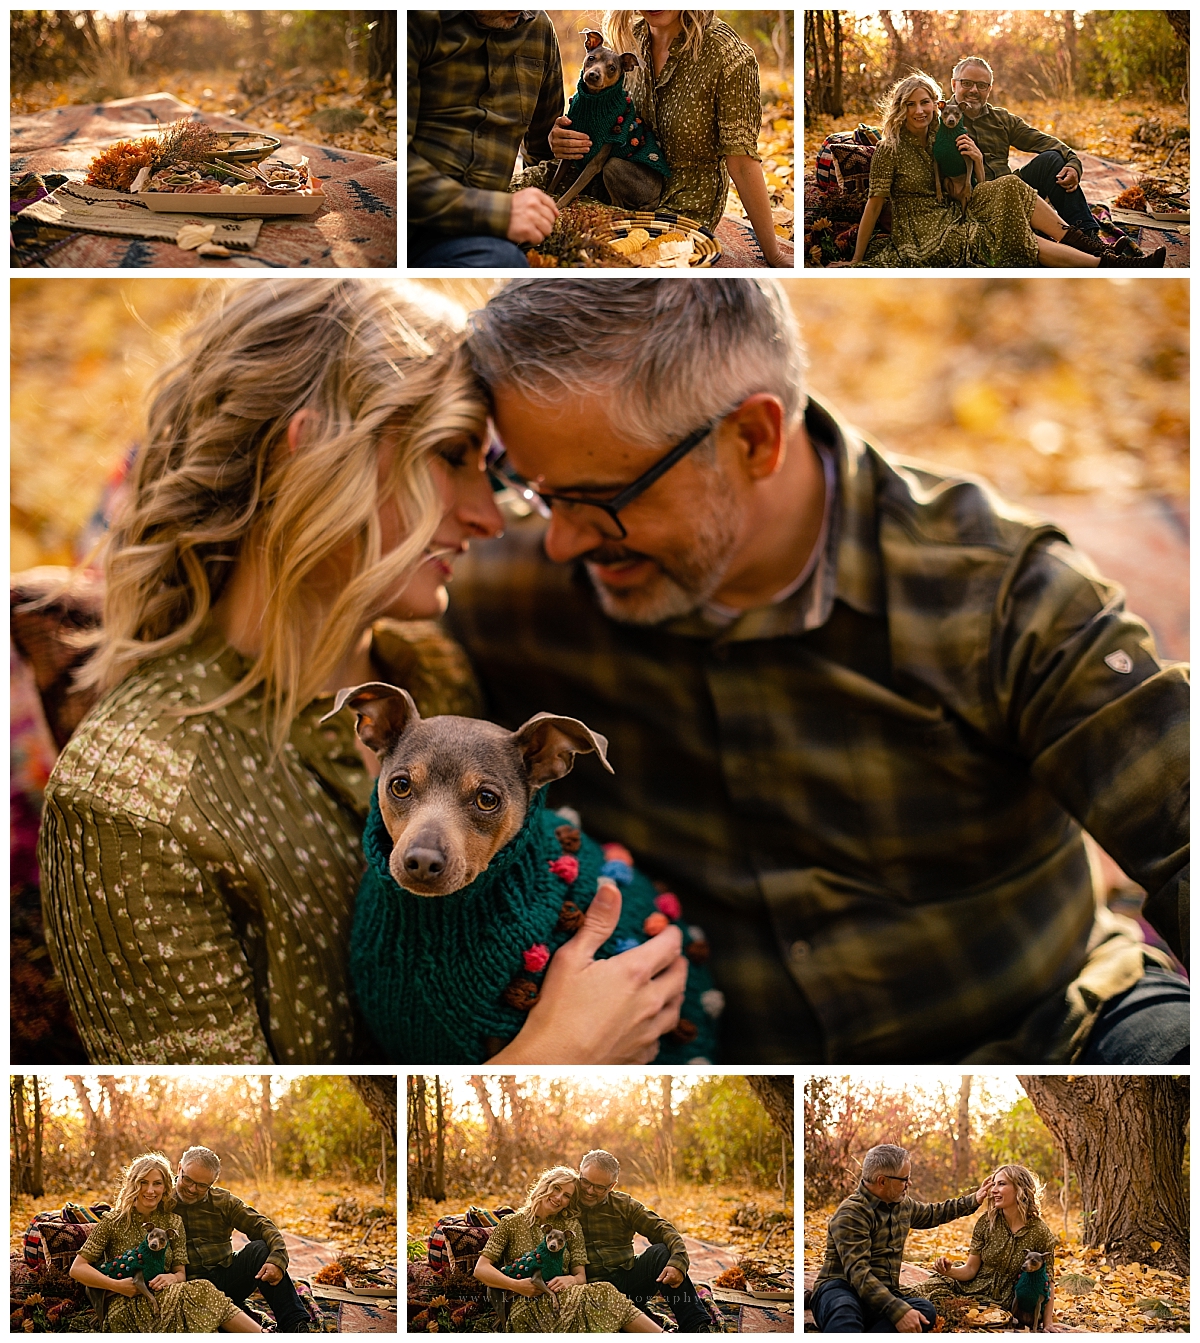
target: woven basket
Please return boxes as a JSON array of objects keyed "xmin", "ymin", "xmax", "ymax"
[{"xmin": 605, "ymin": 210, "xmax": 721, "ymax": 266}]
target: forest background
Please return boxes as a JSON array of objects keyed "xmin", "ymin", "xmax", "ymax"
[
  {"xmin": 409, "ymin": 1075, "xmax": 793, "ymax": 1263},
  {"xmin": 10, "ymin": 10, "xmax": 397, "ymax": 158},
  {"xmin": 804, "ymin": 10, "xmax": 1189, "ymax": 176},
  {"xmin": 804, "ymin": 1075, "xmax": 1189, "ymax": 1333},
  {"xmin": 10, "ymin": 1075, "xmax": 398, "ymax": 1260}
]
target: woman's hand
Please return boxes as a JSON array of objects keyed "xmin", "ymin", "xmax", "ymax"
[
  {"xmin": 955, "ymin": 133, "xmax": 985, "ymax": 174},
  {"xmin": 545, "ymin": 1275, "xmax": 576, "ymax": 1293},
  {"xmin": 490, "ymin": 882, "xmax": 687, "ymax": 1064},
  {"xmin": 933, "ymin": 1256, "xmax": 954, "ymax": 1275},
  {"xmin": 110, "ymin": 1278, "xmax": 140, "ymax": 1297},
  {"xmin": 149, "ymin": 1270, "xmax": 184, "ymax": 1290},
  {"xmin": 550, "ymin": 116, "xmax": 592, "ymax": 160}
]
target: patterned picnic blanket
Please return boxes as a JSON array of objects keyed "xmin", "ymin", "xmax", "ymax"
[
  {"xmin": 714, "ymin": 213, "xmax": 794, "ymax": 268},
  {"xmin": 11, "ymin": 92, "xmax": 395, "ymax": 267}
]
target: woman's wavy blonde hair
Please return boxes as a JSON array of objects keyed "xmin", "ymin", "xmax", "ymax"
[
  {"xmin": 77, "ymin": 278, "xmax": 488, "ymax": 752},
  {"xmin": 603, "ymin": 11, "xmax": 715, "ymax": 64},
  {"xmin": 879, "ymin": 71, "xmax": 943, "ymax": 148},
  {"xmin": 519, "ymin": 1166, "xmax": 579, "ymax": 1220},
  {"xmin": 987, "ymin": 1164, "xmax": 1044, "ymax": 1230},
  {"xmin": 112, "ymin": 1152, "xmax": 176, "ymax": 1224}
]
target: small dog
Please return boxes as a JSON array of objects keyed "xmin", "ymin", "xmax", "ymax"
[
  {"xmin": 490, "ymin": 1226, "xmax": 568, "ymax": 1326},
  {"xmin": 325, "ymin": 683, "xmax": 719, "ymax": 1064},
  {"xmin": 100, "ymin": 1225, "xmax": 170, "ymax": 1314},
  {"xmin": 1012, "ymin": 1249, "xmax": 1050, "ymax": 1331},
  {"xmin": 933, "ymin": 97, "xmax": 975, "ymax": 207},
  {"xmin": 548, "ymin": 29, "xmax": 669, "ymax": 209}
]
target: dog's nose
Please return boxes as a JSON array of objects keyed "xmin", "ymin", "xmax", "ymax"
[{"xmin": 404, "ymin": 846, "xmax": 446, "ymax": 880}]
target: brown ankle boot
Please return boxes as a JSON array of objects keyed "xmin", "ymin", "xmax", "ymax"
[
  {"xmin": 1099, "ymin": 246, "xmax": 1167, "ymax": 268},
  {"xmin": 1060, "ymin": 225, "xmax": 1112, "ymax": 257}
]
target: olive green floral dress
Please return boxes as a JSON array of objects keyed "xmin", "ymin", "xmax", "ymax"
[
  {"xmin": 857, "ymin": 124, "xmax": 1040, "ymax": 267},
  {"xmin": 481, "ymin": 1211, "xmax": 641, "ymax": 1333},
  {"xmin": 78, "ymin": 1210, "xmax": 239, "ymax": 1332},
  {"xmin": 37, "ymin": 619, "xmax": 478, "ymax": 1064},
  {"xmin": 621, "ymin": 17, "xmax": 763, "ymax": 229},
  {"xmin": 923, "ymin": 1213, "xmax": 1055, "ymax": 1317}
]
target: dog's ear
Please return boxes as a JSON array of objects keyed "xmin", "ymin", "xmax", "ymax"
[
  {"xmin": 620, "ymin": 52, "xmax": 638, "ymax": 71},
  {"xmin": 937, "ymin": 99, "xmax": 946, "ymax": 109},
  {"xmin": 513, "ymin": 713, "xmax": 614, "ymax": 789},
  {"xmin": 582, "ymin": 28, "xmax": 604, "ymax": 51},
  {"xmin": 321, "ymin": 681, "xmax": 419, "ymax": 755}
]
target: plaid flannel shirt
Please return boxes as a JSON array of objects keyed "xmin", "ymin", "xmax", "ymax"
[
  {"xmin": 176, "ymin": 1186, "xmax": 289, "ymax": 1274},
  {"xmin": 445, "ymin": 398, "xmax": 1188, "ymax": 1063},
  {"xmin": 813, "ymin": 1184, "xmax": 981, "ymax": 1324},
  {"xmin": 959, "ymin": 103, "xmax": 1084, "ymax": 183},
  {"xmin": 407, "ymin": 10, "xmax": 564, "ymax": 257},
  {"xmin": 576, "ymin": 1191, "xmax": 689, "ymax": 1279}
]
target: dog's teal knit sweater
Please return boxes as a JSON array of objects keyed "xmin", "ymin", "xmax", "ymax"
[
  {"xmin": 501, "ymin": 1235, "xmax": 567, "ymax": 1283},
  {"xmin": 100, "ymin": 1232, "xmax": 168, "ymax": 1282},
  {"xmin": 567, "ymin": 77, "xmax": 670, "ymax": 178},
  {"xmin": 351, "ymin": 788, "xmax": 718, "ymax": 1063}
]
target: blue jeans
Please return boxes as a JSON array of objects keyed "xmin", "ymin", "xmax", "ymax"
[
  {"xmin": 811, "ymin": 1279, "xmax": 937, "ymax": 1333},
  {"xmin": 1081, "ymin": 962, "xmax": 1190, "ymax": 1064},
  {"xmin": 410, "ymin": 236, "xmax": 529, "ymax": 268},
  {"xmin": 187, "ymin": 1239, "xmax": 309, "ymax": 1331},
  {"xmin": 1018, "ymin": 149, "xmax": 1098, "ymax": 232},
  {"xmin": 588, "ymin": 1242, "xmax": 710, "ymax": 1331}
]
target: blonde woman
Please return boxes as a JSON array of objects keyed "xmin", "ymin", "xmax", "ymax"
[
  {"xmin": 836, "ymin": 73, "xmax": 1161, "ymax": 268},
  {"xmin": 550, "ymin": 11, "xmax": 787, "ymax": 265},
  {"xmin": 474, "ymin": 1167, "xmax": 663, "ymax": 1333},
  {"xmin": 924, "ymin": 1165, "xmax": 1058, "ymax": 1330},
  {"xmin": 69, "ymin": 1153, "xmax": 259, "ymax": 1332},
  {"xmin": 36, "ymin": 279, "xmax": 681, "ymax": 1067}
]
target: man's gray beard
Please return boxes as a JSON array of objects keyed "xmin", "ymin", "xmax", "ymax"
[
  {"xmin": 474, "ymin": 12, "xmax": 522, "ymax": 29},
  {"xmin": 585, "ymin": 492, "xmax": 745, "ymax": 626}
]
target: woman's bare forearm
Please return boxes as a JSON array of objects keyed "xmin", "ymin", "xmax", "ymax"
[
  {"xmin": 851, "ymin": 197, "xmax": 885, "ymax": 261},
  {"xmin": 727, "ymin": 155, "xmax": 785, "ymax": 265}
]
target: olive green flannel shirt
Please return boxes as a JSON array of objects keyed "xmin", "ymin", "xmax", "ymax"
[
  {"xmin": 576, "ymin": 1191, "xmax": 689, "ymax": 1279},
  {"xmin": 446, "ymin": 398, "xmax": 1188, "ymax": 1064},
  {"xmin": 814, "ymin": 1184, "xmax": 981, "ymax": 1325},
  {"xmin": 176, "ymin": 1185, "xmax": 289, "ymax": 1275},
  {"xmin": 407, "ymin": 11, "xmax": 564, "ymax": 257},
  {"xmin": 960, "ymin": 103, "xmax": 1083, "ymax": 183}
]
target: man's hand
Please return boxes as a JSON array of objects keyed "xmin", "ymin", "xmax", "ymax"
[
  {"xmin": 973, "ymin": 1175, "xmax": 995, "ymax": 1205},
  {"xmin": 255, "ymin": 1262, "xmax": 284, "ymax": 1286},
  {"xmin": 896, "ymin": 1307, "xmax": 926, "ymax": 1333},
  {"xmin": 491, "ymin": 882, "xmax": 687, "ymax": 1063},
  {"xmin": 549, "ymin": 116, "xmax": 592, "ymax": 161},
  {"xmin": 657, "ymin": 1265, "xmax": 685, "ymax": 1288},
  {"xmin": 1056, "ymin": 164, "xmax": 1080, "ymax": 192},
  {"xmin": 506, "ymin": 188, "xmax": 558, "ymax": 245}
]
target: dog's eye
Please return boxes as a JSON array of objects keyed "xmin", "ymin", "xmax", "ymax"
[
  {"xmin": 476, "ymin": 788, "xmax": 500, "ymax": 812},
  {"xmin": 389, "ymin": 776, "xmax": 412, "ymax": 799}
]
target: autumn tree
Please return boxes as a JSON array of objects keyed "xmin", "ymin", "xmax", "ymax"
[{"xmin": 1019, "ymin": 1076, "xmax": 1189, "ymax": 1274}]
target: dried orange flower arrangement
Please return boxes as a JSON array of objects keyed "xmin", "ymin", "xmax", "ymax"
[{"xmin": 85, "ymin": 119, "xmax": 221, "ymax": 191}]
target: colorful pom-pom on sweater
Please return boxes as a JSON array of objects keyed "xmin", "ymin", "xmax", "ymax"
[
  {"xmin": 350, "ymin": 789, "xmax": 718, "ymax": 1063},
  {"xmin": 565, "ymin": 77, "xmax": 671, "ymax": 178}
]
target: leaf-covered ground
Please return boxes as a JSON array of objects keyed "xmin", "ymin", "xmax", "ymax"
[
  {"xmin": 804, "ymin": 1204, "xmax": 1189, "ymax": 1332},
  {"xmin": 411, "ymin": 1181, "xmax": 793, "ymax": 1264},
  {"xmin": 11, "ymin": 1177, "xmax": 397, "ymax": 1263},
  {"xmin": 726, "ymin": 70, "xmax": 795, "ymax": 242},
  {"xmin": 12, "ymin": 69, "xmax": 396, "ymax": 159}
]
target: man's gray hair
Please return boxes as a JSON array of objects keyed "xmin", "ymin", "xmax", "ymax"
[
  {"xmin": 952, "ymin": 55, "xmax": 993, "ymax": 80},
  {"xmin": 466, "ymin": 278, "xmax": 807, "ymax": 451},
  {"xmin": 579, "ymin": 1150, "xmax": 621, "ymax": 1181},
  {"xmin": 862, "ymin": 1144, "xmax": 908, "ymax": 1183},
  {"xmin": 180, "ymin": 1146, "xmax": 221, "ymax": 1176}
]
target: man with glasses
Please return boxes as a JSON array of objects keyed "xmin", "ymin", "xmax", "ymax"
[
  {"xmin": 450, "ymin": 277, "xmax": 1188, "ymax": 1067},
  {"xmin": 948, "ymin": 56, "xmax": 1116, "ymax": 257},
  {"xmin": 810, "ymin": 1145, "xmax": 993, "ymax": 1332},
  {"xmin": 173, "ymin": 1146, "xmax": 313, "ymax": 1332},
  {"xmin": 574, "ymin": 1150, "xmax": 713, "ymax": 1332}
]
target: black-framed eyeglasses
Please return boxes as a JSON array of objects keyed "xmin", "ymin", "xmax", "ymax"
[
  {"xmin": 486, "ymin": 412, "xmax": 726, "ymax": 542},
  {"xmin": 579, "ymin": 1175, "xmax": 617, "ymax": 1195},
  {"xmin": 881, "ymin": 1174, "xmax": 912, "ymax": 1187},
  {"xmin": 177, "ymin": 1173, "xmax": 215, "ymax": 1194},
  {"xmin": 954, "ymin": 78, "xmax": 991, "ymax": 90}
]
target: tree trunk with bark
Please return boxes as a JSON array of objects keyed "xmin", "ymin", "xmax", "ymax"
[
  {"xmin": 433, "ymin": 1078, "xmax": 446, "ymax": 1203},
  {"xmin": 351, "ymin": 1076, "xmax": 398, "ymax": 1136},
  {"xmin": 365, "ymin": 11, "xmax": 397, "ymax": 92},
  {"xmin": 829, "ymin": 12, "xmax": 844, "ymax": 117},
  {"xmin": 1019, "ymin": 1076, "xmax": 1189, "ymax": 1273},
  {"xmin": 657, "ymin": 1076, "xmax": 675, "ymax": 1189},
  {"xmin": 952, "ymin": 1076, "xmax": 971, "ymax": 1186},
  {"xmin": 747, "ymin": 1077, "xmax": 794, "ymax": 1137},
  {"xmin": 31, "ymin": 1077, "xmax": 44, "ymax": 1198}
]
